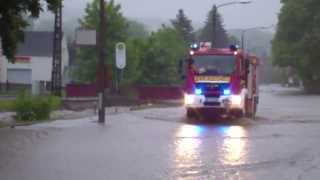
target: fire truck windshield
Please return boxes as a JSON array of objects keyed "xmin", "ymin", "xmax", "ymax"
[{"xmin": 193, "ymin": 55, "xmax": 236, "ymax": 76}]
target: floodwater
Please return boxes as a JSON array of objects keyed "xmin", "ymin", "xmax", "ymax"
[{"xmin": 1, "ymin": 85, "xmax": 320, "ymax": 180}]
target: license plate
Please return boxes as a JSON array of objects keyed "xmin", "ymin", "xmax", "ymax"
[{"xmin": 206, "ymin": 97, "xmax": 219, "ymax": 102}]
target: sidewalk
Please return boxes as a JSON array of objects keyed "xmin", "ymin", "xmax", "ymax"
[{"xmin": 0, "ymin": 107, "xmax": 133, "ymax": 128}]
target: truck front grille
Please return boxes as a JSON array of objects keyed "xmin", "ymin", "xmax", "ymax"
[
  {"xmin": 204, "ymin": 102, "xmax": 221, "ymax": 106},
  {"xmin": 195, "ymin": 82, "xmax": 230, "ymax": 98}
]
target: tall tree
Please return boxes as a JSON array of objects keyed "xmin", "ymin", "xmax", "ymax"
[
  {"xmin": 228, "ymin": 34, "xmax": 240, "ymax": 46},
  {"xmin": 127, "ymin": 20, "xmax": 149, "ymax": 39},
  {"xmin": 123, "ymin": 21, "xmax": 149, "ymax": 84},
  {"xmin": 123, "ymin": 37, "xmax": 147, "ymax": 84},
  {"xmin": 0, "ymin": 0, "xmax": 61, "ymax": 62},
  {"xmin": 272, "ymin": 0, "xmax": 320, "ymax": 92},
  {"xmin": 171, "ymin": 9, "xmax": 195, "ymax": 44},
  {"xmin": 139, "ymin": 26, "xmax": 187, "ymax": 85},
  {"xmin": 199, "ymin": 5, "xmax": 229, "ymax": 48},
  {"xmin": 75, "ymin": 0, "xmax": 128, "ymax": 83}
]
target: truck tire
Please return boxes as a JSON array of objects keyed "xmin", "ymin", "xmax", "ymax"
[
  {"xmin": 246, "ymin": 97, "xmax": 258, "ymax": 118},
  {"xmin": 232, "ymin": 109, "xmax": 244, "ymax": 118},
  {"xmin": 187, "ymin": 108, "xmax": 195, "ymax": 118}
]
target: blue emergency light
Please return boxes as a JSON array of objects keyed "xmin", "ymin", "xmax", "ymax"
[
  {"xmin": 195, "ymin": 88, "xmax": 202, "ymax": 95},
  {"xmin": 223, "ymin": 89, "xmax": 231, "ymax": 95},
  {"xmin": 190, "ymin": 43, "xmax": 200, "ymax": 51},
  {"xmin": 229, "ymin": 45, "xmax": 238, "ymax": 52}
]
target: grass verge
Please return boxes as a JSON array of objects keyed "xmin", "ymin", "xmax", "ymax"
[{"xmin": 0, "ymin": 100, "xmax": 15, "ymax": 111}]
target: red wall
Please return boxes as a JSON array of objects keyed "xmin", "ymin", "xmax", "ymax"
[
  {"xmin": 66, "ymin": 84, "xmax": 97, "ymax": 97},
  {"xmin": 66, "ymin": 84, "xmax": 184, "ymax": 100},
  {"xmin": 136, "ymin": 85, "xmax": 184, "ymax": 100}
]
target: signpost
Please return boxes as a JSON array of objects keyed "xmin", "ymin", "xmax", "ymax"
[
  {"xmin": 115, "ymin": 42, "xmax": 126, "ymax": 93},
  {"xmin": 75, "ymin": 29, "xmax": 96, "ymax": 46},
  {"xmin": 116, "ymin": 42, "xmax": 126, "ymax": 69}
]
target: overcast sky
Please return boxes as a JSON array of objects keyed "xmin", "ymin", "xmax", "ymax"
[{"xmin": 64, "ymin": 0, "xmax": 281, "ymax": 29}]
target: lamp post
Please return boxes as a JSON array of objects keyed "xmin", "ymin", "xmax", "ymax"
[
  {"xmin": 97, "ymin": 0, "xmax": 107, "ymax": 123},
  {"xmin": 241, "ymin": 25, "xmax": 275, "ymax": 51},
  {"xmin": 212, "ymin": 0, "xmax": 252, "ymax": 47}
]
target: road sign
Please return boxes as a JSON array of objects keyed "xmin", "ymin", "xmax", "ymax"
[
  {"xmin": 116, "ymin": 42, "xmax": 126, "ymax": 69},
  {"xmin": 75, "ymin": 29, "xmax": 97, "ymax": 46}
]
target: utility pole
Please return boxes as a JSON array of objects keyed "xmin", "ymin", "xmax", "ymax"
[
  {"xmin": 51, "ymin": 4, "xmax": 62, "ymax": 96},
  {"xmin": 97, "ymin": 0, "xmax": 107, "ymax": 123}
]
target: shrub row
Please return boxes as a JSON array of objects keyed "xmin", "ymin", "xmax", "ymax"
[{"xmin": 15, "ymin": 91, "xmax": 61, "ymax": 121}]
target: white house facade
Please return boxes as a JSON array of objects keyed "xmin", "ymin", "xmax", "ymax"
[{"xmin": 0, "ymin": 31, "xmax": 69, "ymax": 92}]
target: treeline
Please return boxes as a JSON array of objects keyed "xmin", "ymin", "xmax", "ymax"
[
  {"xmin": 273, "ymin": 0, "xmax": 320, "ymax": 93},
  {"xmin": 74, "ymin": 0, "xmax": 234, "ymax": 85},
  {"xmin": 0, "ymin": 0, "xmax": 236, "ymax": 86}
]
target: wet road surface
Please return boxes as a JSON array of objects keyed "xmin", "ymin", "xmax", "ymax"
[{"xmin": 1, "ymin": 85, "xmax": 320, "ymax": 180}]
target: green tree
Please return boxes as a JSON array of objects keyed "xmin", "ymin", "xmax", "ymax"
[
  {"xmin": 272, "ymin": 0, "xmax": 320, "ymax": 92},
  {"xmin": 123, "ymin": 37, "xmax": 147, "ymax": 84},
  {"xmin": 139, "ymin": 26, "xmax": 187, "ymax": 85},
  {"xmin": 171, "ymin": 9, "xmax": 195, "ymax": 44},
  {"xmin": 199, "ymin": 5, "xmax": 229, "ymax": 48},
  {"xmin": 127, "ymin": 20, "xmax": 149, "ymax": 39},
  {"xmin": 0, "ymin": 0, "xmax": 61, "ymax": 62},
  {"xmin": 118, "ymin": 21, "xmax": 149, "ymax": 84},
  {"xmin": 228, "ymin": 34, "xmax": 240, "ymax": 46},
  {"xmin": 75, "ymin": 0, "xmax": 128, "ymax": 83}
]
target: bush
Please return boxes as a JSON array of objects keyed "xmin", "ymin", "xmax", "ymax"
[
  {"xmin": 15, "ymin": 91, "xmax": 62, "ymax": 121},
  {"xmin": 48, "ymin": 96, "xmax": 62, "ymax": 110},
  {"xmin": 32, "ymin": 97, "xmax": 51, "ymax": 120},
  {"xmin": 15, "ymin": 91, "xmax": 36, "ymax": 121}
]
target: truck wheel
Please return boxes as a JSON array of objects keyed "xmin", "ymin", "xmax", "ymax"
[
  {"xmin": 187, "ymin": 108, "xmax": 194, "ymax": 118},
  {"xmin": 232, "ymin": 109, "xmax": 244, "ymax": 118}
]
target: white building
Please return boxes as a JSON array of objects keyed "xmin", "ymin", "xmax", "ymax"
[{"xmin": 0, "ymin": 31, "xmax": 69, "ymax": 93}]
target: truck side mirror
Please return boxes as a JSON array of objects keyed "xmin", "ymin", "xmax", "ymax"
[{"xmin": 178, "ymin": 59, "xmax": 187, "ymax": 79}]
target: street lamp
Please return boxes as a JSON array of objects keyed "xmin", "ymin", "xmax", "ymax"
[
  {"xmin": 212, "ymin": 0, "xmax": 252, "ymax": 47},
  {"xmin": 217, "ymin": 0, "xmax": 252, "ymax": 8},
  {"xmin": 241, "ymin": 25, "xmax": 275, "ymax": 51}
]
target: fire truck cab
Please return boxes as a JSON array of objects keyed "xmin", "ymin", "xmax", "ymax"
[{"xmin": 184, "ymin": 43, "xmax": 259, "ymax": 118}]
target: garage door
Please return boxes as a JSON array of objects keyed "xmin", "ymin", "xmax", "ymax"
[{"xmin": 7, "ymin": 69, "xmax": 32, "ymax": 84}]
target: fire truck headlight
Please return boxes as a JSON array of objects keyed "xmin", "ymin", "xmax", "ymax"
[
  {"xmin": 223, "ymin": 89, "xmax": 231, "ymax": 95},
  {"xmin": 231, "ymin": 95, "xmax": 242, "ymax": 107},
  {"xmin": 184, "ymin": 94, "xmax": 195, "ymax": 105}
]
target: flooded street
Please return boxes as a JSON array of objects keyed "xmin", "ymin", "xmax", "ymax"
[{"xmin": 1, "ymin": 85, "xmax": 320, "ymax": 180}]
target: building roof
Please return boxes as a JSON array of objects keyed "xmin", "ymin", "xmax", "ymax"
[{"xmin": 17, "ymin": 31, "xmax": 54, "ymax": 57}]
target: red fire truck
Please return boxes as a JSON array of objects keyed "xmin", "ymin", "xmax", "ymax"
[{"xmin": 184, "ymin": 43, "xmax": 259, "ymax": 118}]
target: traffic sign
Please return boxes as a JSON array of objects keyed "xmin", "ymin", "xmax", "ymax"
[
  {"xmin": 75, "ymin": 28, "xmax": 96, "ymax": 46},
  {"xmin": 116, "ymin": 42, "xmax": 126, "ymax": 69}
]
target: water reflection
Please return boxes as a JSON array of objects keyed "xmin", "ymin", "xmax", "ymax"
[
  {"xmin": 174, "ymin": 125, "xmax": 204, "ymax": 178},
  {"xmin": 173, "ymin": 125, "xmax": 248, "ymax": 178},
  {"xmin": 219, "ymin": 126, "xmax": 248, "ymax": 165}
]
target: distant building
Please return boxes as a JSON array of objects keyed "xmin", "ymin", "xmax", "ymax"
[{"xmin": 0, "ymin": 31, "xmax": 69, "ymax": 93}]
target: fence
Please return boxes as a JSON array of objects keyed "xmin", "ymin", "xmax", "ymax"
[
  {"xmin": 135, "ymin": 85, "xmax": 184, "ymax": 100},
  {"xmin": 66, "ymin": 84, "xmax": 97, "ymax": 97},
  {"xmin": 66, "ymin": 84, "xmax": 184, "ymax": 100}
]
